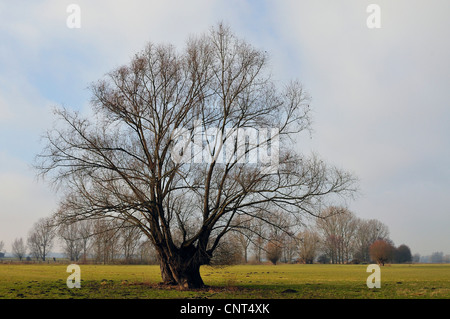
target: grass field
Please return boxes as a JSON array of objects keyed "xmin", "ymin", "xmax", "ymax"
[{"xmin": 0, "ymin": 263, "xmax": 449, "ymax": 299}]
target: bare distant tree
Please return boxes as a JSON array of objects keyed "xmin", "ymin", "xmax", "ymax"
[
  {"xmin": 282, "ymin": 234, "xmax": 298, "ymax": 263},
  {"xmin": 91, "ymin": 220, "xmax": 106, "ymax": 263},
  {"xmin": 27, "ymin": 217, "xmax": 56, "ymax": 261},
  {"xmin": 265, "ymin": 212, "xmax": 296, "ymax": 263},
  {"xmin": 91, "ymin": 219, "xmax": 121, "ymax": 264},
  {"xmin": 36, "ymin": 23, "xmax": 357, "ymax": 288},
  {"xmin": 77, "ymin": 220, "xmax": 93, "ymax": 263},
  {"xmin": 266, "ymin": 240, "xmax": 282, "ymax": 265},
  {"xmin": 297, "ymin": 229, "xmax": 320, "ymax": 264},
  {"xmin": 12, "ymin": 238, "xmax": 27, "ymax": 261},
  {"xmin": 210, "ymin": 232, "xmax": 243, "ymax": 265},
  {"xmin": 353, "ymin": 218, "xmax": 390, "ymax": 263},
  {"xmin": 252, "ymin": 215, "xmax": 268, "ymax": 263},
  {"xmin": 431, "ymin": 251, "xmax": 444, "ymax": 263},
  {"xmin": 230, "ymin": 216, "xmax": 254, "ymax": 263},
  {"xmin": 58, "ymin": 222, "xmax": 83, "ymax": 261},
  {"xmin": 412, "ymin": 253, "xmax": 421, "ymax": 263},
  {"xmin": 120, "ymin": 221, "xmax": 142, "ymax": 263},
  {"xmin": 138, "ymin": 239, "xmax": 158, "ymax": 264},
  {"xmin": 316, "ymin": 207, "xmax": 358, "ymax": 264}
]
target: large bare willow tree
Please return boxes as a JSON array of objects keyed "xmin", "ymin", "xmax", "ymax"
[{"xmin": 36, "ymin": 24, "xmax": 357, "ymax": 288}]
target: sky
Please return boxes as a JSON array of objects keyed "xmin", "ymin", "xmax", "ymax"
[{"xmin": 0, "ymin": 0, "xmax": 449, "ymax": 256}]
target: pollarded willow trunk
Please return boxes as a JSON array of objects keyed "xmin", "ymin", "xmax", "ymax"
[
  {"xmin": 159, "ymin": 256, "xmax": 177, "ymax": 285},
  {"xmin": 170, "ymin": 261, "xmax": 204, "ymax": 289},
  {"xmin": 157, "ymin": 245, "xmax": 208, "ymax": 289}
]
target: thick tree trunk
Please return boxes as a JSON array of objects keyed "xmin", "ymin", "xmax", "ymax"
[
  {"xmin": 157, "ymin": 246, "xmax": 207, "ymax": 289},
  {"xmin": 160, "ymin": 258, "xmax": 177, "ymax": 285},
  {"xmin": 171, "ymin": 262, "xmax": 204, "ymax": 289}
]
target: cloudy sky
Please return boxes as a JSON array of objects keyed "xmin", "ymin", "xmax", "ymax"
[{"xmin": 1, "ymin": 0, "xmax": 449, "ymax": 256}]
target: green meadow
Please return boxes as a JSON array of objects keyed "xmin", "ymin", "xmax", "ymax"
[{"xmin": 0, "ymin": 263, "xmax": 448, "ymax": 299}]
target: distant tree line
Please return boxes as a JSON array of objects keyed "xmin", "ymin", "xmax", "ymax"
[
  {"xmin": 1, "ymin": 206, "xmax": 447, "ymax": 265},
  {"xmin": 414, "ymin": 251, "xmax": 450, "ymax": 264},
  {"xmin": 2, "ymin": 217, "xmax": 158, "ymax": 264}
]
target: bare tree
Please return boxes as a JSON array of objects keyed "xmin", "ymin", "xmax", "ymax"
[
  {"xmin": 91, "ymin": 219, "xmax": 121, "ymax": 264},
  {"xmin": 0, "ymin": 240, "xmax": 4, "ymax": 254},
  {"xmin": 12, "ymin": 238, "xmax": 27, "ymax": 261},
  {"xmin": 252, "ymin": 214, "xmax": 268, "ymax": 263},
  {"xmin": 27, "ymin": 217, "xmax": 56, "ymax": 261},
  {"xmin": 36, "ymin": 23, "xmax": 357, "ymax": 288},
  {"xmin": 339, "ymin": 211, "xmax": 358, "ymax": 263},
  {"xmin": 138, "ymin": 239, "xmax": 158, "ymax": 264},
  {"xmin": 210, "ymin": 232, "xmax": 243, "ymax": 265},
  {"xmin": 120, "ymin": 221, "xmax": 142, "ymax": 263},
  {"xmin": 265, "ymin": 212, "xmax": 295, "ymax": 263},
  {"xmin": 353, "ymin": 218, "xmax": 389, "ymax": 263},
  {"xmin": 316, "ymin": 207, "xmax": 358, "ymax": 264},
  {"xmin": 78, "ymin": 220, "xmax": 93, "ymax": 263},
  {"xmin": 297, "ymin": 229, "xmax": 320, "ymax": 264},
  {"xmin": 58, "ymin": 222, "xmax": 83, "ymax": 261},
  {"xmin": 431, "ymin": 251, "xmax": 444, "ymax": 263},
  {"xmin": 231, "ymin": 215, "xmax": 254, "ymax": 263},
  {"xmin": 282, "ymin": 234, "xmax": 298, "ymax": 263},
  {"xmin": 266, "ymin": 240, "xmax": 282, "ymax": 265}
]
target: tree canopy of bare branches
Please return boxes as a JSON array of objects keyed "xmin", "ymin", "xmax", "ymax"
[
  {"xmin": 27, "ymin": 217, "xmax": 56, "ymax": 261},
  {"xmin": 12, "ymin": 238, "xmax": 27, "ymax": 261},
  {"xmin": 36, "ymin": 23, "xmax": 357, "ymax": 288}
]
